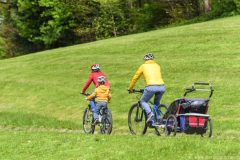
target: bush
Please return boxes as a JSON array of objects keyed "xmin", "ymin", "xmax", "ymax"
[
  {"xmin": 130, "ymin": 3, "xmax": 170, "ymax": 32},
  {"xmin": 0, "ymin": 37, "xmax": 6, "ymax": 58},
  {"xmin": 210, "ymin": 0, "xmax": 238, "ymax": 17},
  {"xmin": 93, "ymin": 2, "xmax": 129, "ymax": 39}
]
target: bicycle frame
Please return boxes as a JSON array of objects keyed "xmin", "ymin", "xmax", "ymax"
[
  {"xmin": 129, "ymin": 89, "xmax": 166, "ymax": 124},
  {"xmin": 98, "ymin": 106, "xmax": 108, "ymax": 122},
  {"xmin": 128, "ymin": 89, "xmax": 167, "ymax": 125}
]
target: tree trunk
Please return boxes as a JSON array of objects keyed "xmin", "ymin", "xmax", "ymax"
[
  {"xmin": 138, "ymin": 0, "xmax": 142, "ymax": 8},
  {"xmin": 204, "ymin": 0, "xmax": 211, "ymax": 12}
]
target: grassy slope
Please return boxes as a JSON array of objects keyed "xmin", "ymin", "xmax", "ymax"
[{"xmin": 0, "ymin": 16, "xmax": 240, "ymax": 159}]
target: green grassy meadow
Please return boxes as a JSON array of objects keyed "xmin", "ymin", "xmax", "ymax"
[{"xmin": 0, "ymin": 16, "xmax": 240, "ymax": 159}]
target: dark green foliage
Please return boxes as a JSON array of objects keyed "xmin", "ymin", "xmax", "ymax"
[
  {"xmin": 1, "ymin": 0, "xmax": 240, "ymax": 58},
  {"xmin": 93, "ymin": 2, "xmax": 130, "ymax": 39},
  {"xmin": 16, "ymin": 0, "xmax": 98, "ymax": 47},
  {"xmin": 0, "ymin": 0, "xmax": 44, "ymax": 56},
  {"xmin": 68, "ymin": 0, "xmax": 100, "ymax": 44},
  {"xmin": 0, "ymin": 37, "xmax": 5, "ymax": 58},
  {"xmin": 210, "ymin": 0, "xmax": 239, "ymax": 17},
  {"xmin": 131, "ymin": 3, "xmax": 170, "ymax": 32},
  {"xmin": 166, "ymin": 0, "xmax": 202, "ymax": 22},
  {"xmin": 187, "ymin": 0, "xmax": 240, "ymax": 23},
  {"xmin": 0, "ymin": 0, "xmax": 100, "ymax": 56}
]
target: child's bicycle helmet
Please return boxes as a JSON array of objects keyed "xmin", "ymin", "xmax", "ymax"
[{"xmin": 97, "ymin": 76, "xmax": 106, "ymax": 83}]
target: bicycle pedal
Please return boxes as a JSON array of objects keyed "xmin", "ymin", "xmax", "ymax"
[
  {"xmin": 147, "ymin": 123, "xmax": 155, "ymax": 128},
  {"xmin": 152, "ymin": 123, "xmax": 159, "ymax": 127}
]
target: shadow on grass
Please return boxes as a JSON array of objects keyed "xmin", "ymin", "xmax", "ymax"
[{"xmin": 0, "ymin": 111, "xmax": 80, "ymax": 130}]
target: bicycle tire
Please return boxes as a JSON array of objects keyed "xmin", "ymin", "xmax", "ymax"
[
  {"xmin": 82, "ymin": 108, "xmax": 94, "ymax": 134},
  {"xmin": 201, "ymin": 117, "xmax": 213, "ymax": 138},
  {"xmin": 165, "ymin": 114, "xmax": 177, "ymax": 136},
  {"xmin": 158, "ymin": 104, "xmax": 168, "ymax": 116},
  {"xmin": 100, "ymin": 108, "xmax": 113, "ymax": 134},
  {"xmin": 128, "ymin": 103, "xmax": 147, "ymax": 135},
  {"xmin": 153, "ymin": 104, "xmax": 168, "ymax": 136}
]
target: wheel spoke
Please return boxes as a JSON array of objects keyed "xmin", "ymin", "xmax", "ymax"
[
  {"xmin": 165, "ymin": 114, "xmax": 177, "ymax": 136},
  {"xmin": 83, "ymin": 108, "xmax": 94, "ymax": 134},
  {"xmin": 99, "ymin": 108, "xmax": 112, "ymax": 134},
  {"xmin": 128, "ymin": 103, "xmax": 147, "ymax": 135}
]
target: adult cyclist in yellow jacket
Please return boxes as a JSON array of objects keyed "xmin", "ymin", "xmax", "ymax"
[{"xmin": 128, "ymin": 53, "xmax": 165, "ymax": 125}]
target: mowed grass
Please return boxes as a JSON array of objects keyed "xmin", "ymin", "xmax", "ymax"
[
  {"xmin": 0, "ymin": 131, "xmax": 239, "ymax": 160},
  {"xmin": 0, "ymin": 16, "xmax": 240, "ymax": 159}
]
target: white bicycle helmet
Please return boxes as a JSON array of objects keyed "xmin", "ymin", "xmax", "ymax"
[
  {"xmin": 97, "ymin": 76, "xmax": 106, "ymax": 83},
  {"xmin": 143, "ymin": 53, "xmax": 154, "ymax": 60},
  {"xmin": 91, "ymin": 64, "xmax": 100, "ymax": 71}
]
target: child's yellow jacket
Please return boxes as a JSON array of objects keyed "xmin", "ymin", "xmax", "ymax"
[{"xmin": 87, "ymin": 85, "xmax": 111, "ymax": 102}]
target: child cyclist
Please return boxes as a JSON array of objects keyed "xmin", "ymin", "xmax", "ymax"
[
  {"xmin": 86, "ymin": 76, "xmax": 111, "ymax": 124},
  {"xmin": 81, "ymin": 64, "xmax": 110, "ymax": 111}
]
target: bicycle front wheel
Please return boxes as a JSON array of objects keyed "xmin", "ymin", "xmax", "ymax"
[
  {"xmin": 82, "ymin": 108, "xmax": 94, "ymax": 134},
  {"xmin": 128, "ymin": 103, "xmax": 147, "ymax": 135}
]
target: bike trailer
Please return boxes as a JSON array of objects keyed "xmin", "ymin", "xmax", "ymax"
[
  {"xmin": 179, "ymin": 113, "xmax": 210, "ymax": 134},
  {"xmin": 164, "ymin": 82, "xmax": 213, "ymax": 137}
]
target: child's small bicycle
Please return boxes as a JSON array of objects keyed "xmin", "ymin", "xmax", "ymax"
[{"xmin": 81, "ymin": 93, "xmax": 113, "ymax": 134}]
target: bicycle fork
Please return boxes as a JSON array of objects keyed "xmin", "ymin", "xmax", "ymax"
[{"xmin": 153, "ymin": 105, "xmax": 161, "ymax": 122}]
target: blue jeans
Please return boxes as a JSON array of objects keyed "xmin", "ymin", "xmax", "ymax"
[
  {"xmin": 89, "ymin": 89, "xmax": 96, "ymax": 111},
  {"xmin": 89, "ymin": 99, "xmax": 95, "ymax": 111},
  {"xmin": 93, "ymin": 101, "xmax": 108, "ymax": 120},
  {"xmin": 140, "ymin": 85, "xmax": 165, "ymax": 115}
]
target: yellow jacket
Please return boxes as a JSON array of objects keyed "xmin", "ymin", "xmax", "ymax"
[
  {"xmin": 129, "ymin": 60, "xmax": 164, "ymax": 90},
  {"xmin": 87, "ymin": 85, "xmax": 111, "ymax": 102}
]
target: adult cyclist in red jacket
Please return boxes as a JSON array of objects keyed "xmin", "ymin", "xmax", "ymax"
[{"xmin": 81, "ymin": 64, "xmax": 110, "ymax": 111}]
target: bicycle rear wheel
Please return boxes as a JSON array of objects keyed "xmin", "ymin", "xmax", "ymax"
[
  {"xmin": 158, "ymin": 104, "xmax": 168, "ymax": 116},
  {"xmin": 128, "ymin": 103, "xmax": 147, "ymax": 135},
  {"xmin": 100, "ymin": 108, "xmax": 113, "ymax": 134},
  {"xmin": 154, "ymin": 104, "xmax": 168, "ymax": 136},
  {"xmin": 82, "ymin": 108, "xmax": 94, "ymax": 134}
]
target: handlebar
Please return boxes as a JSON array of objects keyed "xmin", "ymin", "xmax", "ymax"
[
  {"xmin": 194, "ymin": 82, "xmax": 210, "ymax": 86},
  {"xmin": 184, "ymin": 82, "xmax": 214, "ymax": 98},
  {"xmin": 186, "ymin": 88, "xmax": 195, "ymax": 91},
  {"xmin": 127, "ymin": 89, "xmax": 144, "ymax": 93},
  {"xmin": 80, "ymin": 93, "xmax": 90, "ymax": 96}
]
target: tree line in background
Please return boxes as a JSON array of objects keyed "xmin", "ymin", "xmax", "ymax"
[{"xmin": 0, "ymin": 0, "xmax": 240, "ymax": 58}]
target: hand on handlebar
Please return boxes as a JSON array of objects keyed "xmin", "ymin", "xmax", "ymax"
[
  {"xmin": 128, "ymin": 89, "xmax": 134, "ymax": 93},
  {"xmin": 81, "ymin": 92, "xmax": 90, "ymax": 96},
  {"xmin": 128, "ymin": 89, "xmax": 144, "ymax": 93}
]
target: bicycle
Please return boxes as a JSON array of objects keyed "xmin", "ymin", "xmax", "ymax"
[
  {"xmin": 128, "ymin": 89, "xmax": 168, "ymax": 136},
  {"xmin": 81, "ymin": 93, "xmax": 113, "ymax": 134}
]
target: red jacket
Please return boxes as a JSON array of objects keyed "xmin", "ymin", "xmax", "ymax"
[{"xmin": 82, "ymin": 71, "xmax": 110, "ymax": 93}]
